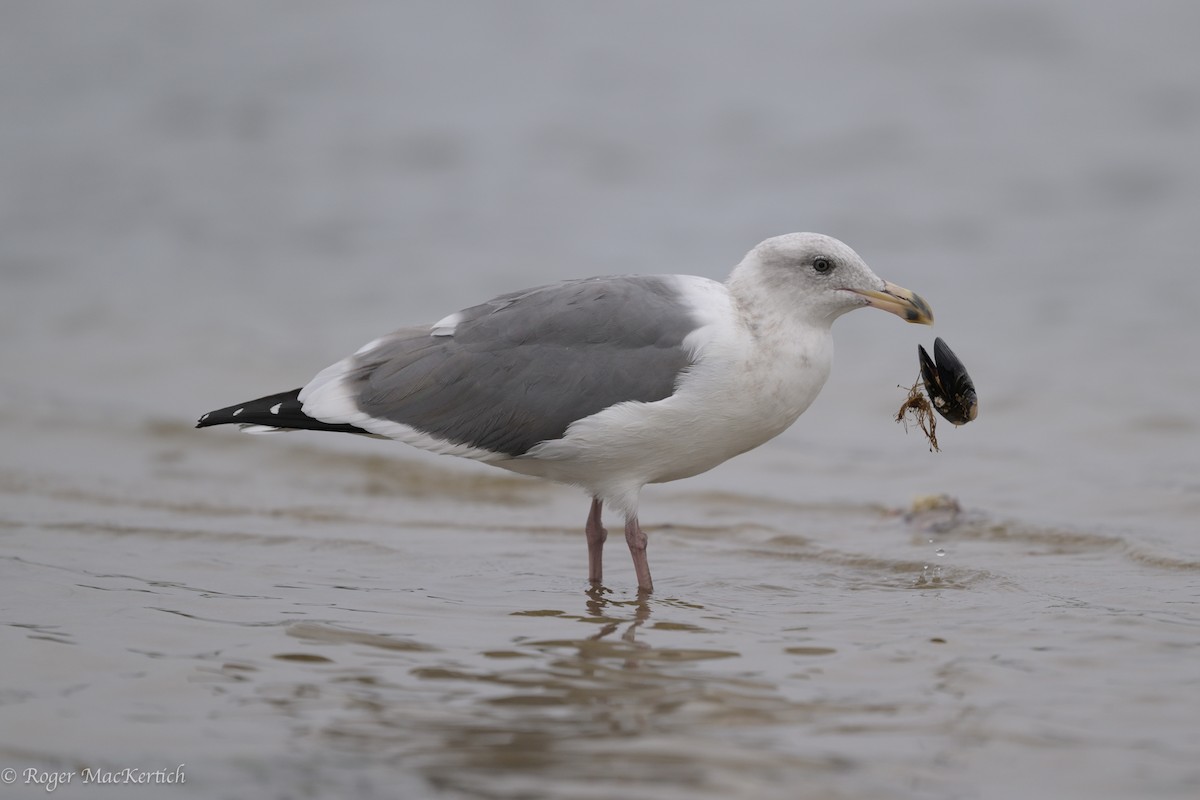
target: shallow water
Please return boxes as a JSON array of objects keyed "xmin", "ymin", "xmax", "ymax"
[{"xmin": 3, "ymin": 2, "xmax": 1200, "ymax": 799}]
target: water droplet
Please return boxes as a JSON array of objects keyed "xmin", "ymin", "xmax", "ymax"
[{"xmin": 935, "ymin": 548, "xmax": 946, "ymax": 557}]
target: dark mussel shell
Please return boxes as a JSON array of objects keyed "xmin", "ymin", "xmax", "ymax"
[{"xmin": 918, "ymin": 337, "xmax": 978, "ymax": 425}]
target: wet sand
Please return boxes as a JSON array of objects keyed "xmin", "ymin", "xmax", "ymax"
[{"xmin": 4, "ymin": 414, "xmax": 1198, "ymax": 799}]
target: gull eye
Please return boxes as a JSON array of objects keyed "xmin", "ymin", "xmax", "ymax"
[{"xmin": 812, "ymin": 257, "xmax": 834, "ymax": 274}]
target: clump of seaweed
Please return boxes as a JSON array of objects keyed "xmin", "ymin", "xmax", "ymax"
[{"xmin": 896, "ymin": 379, "xmax": 939, "ymax": 452}]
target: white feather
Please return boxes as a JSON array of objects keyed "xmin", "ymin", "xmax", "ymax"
[{"xmin": 430, "ymin": 311, "xmax": 462, "ymax": 337}]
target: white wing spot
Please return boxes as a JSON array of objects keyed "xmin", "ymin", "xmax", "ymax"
[
  {"xmin": 269, "ymin": 403, "xmax": 282, "ymax": 415},
  {"xmin": 431, "ymin": 311, "xmax": 463, "ymax": 337},
  {"xmin": 232, "ymin": 407, "xmax": 244, "ymax": 416}
]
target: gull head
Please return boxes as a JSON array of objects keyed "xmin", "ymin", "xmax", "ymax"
[{"xmin": 733, "ymin": 232, "xmax": 934, "ymax": 327}]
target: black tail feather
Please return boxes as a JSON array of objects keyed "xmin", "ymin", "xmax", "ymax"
[{"xmin": 196, "ymin": 388, "xmax": 369, "ymax": 435}]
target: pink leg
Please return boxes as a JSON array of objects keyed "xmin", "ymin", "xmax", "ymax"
[
  {"xmin": 624, "ymin": 515, "xmax": 653, "ymax": 593},
  {"xmin": 585, "ymin": 497, "xmax": 607, "ymax": 584}
]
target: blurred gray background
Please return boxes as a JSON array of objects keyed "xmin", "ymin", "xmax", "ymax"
[
  {"xmin": 2, "ymin": 3, "xmax": 1199, "ymax": 799},
  {"xmin": 4, "ymin": 0, "xmax": 1197, "ymax": 535}
]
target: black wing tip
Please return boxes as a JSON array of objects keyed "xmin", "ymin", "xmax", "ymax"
[
  {"xmin": 195, "ymin": 408, "xmax": 233, "ymax": 429},
  {"xmin": 195, "ymin": 387, "xmax": 373, "ymax": 436},
  {"xmin": 195, "ymin": 410, "xmax": 232, "ymax": 428},
  {"xmin": 195, "ymin": 388, "xmax": 304, "ymax": 429}
]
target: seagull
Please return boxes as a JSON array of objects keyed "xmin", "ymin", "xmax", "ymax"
[{"xmin": 197, "ymin": 233, "xmax": 933, "ymax": 592}]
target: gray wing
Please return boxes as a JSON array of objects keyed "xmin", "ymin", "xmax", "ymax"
[{"xmin": 327, "ymin": 276, "xmax": 699, "ymax": 457}]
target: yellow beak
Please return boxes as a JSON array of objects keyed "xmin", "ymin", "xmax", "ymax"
[{"xmin": 852, "ymin": 281, "xmax": 934, "ymax": 325}]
